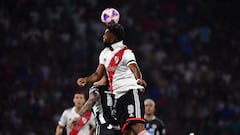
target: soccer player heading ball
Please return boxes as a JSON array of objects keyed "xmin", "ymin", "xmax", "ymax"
[
  {"xmin": 101, "ymin": 8, "xmax": 120, "ymax": 25},
  {"xmin": 77, "ymin": 23, "xmax": 149, "ymax": 135}
]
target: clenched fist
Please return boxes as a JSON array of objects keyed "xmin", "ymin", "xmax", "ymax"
[
  {"xmin": 77, "ymin": 77, "xmax": 87, "ymax": 87},
  {"xmin": 137, "ymin": 78, "xmax": 147, "ymax": 88},
  {"xmin": 68, "ymin": 117, "xmax": 79, "ymax": 129}
]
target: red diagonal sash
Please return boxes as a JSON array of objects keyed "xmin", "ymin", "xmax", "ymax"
[
  {"xmin": 107, "ymin": 47, "xmax": 128, "ymax": 93},
  {"xmin": 69, "ymin": 111, "xmax": 92, "ymax": 135}
]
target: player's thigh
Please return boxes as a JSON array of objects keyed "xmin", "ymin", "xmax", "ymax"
[{"xmin": 116, "ymin": 89, "xmax": 144, "ymax": 128}]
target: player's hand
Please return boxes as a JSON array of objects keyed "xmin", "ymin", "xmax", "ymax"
[
  {"xmin": 68, "ymin": 117, "xmax": 79, "ymax": 129},
  {"xmin": 137, "ymin": 79, "xmax": 147, "ymax": 88},
  {"xmin": 77, "ymin": 77, "xmax": 87, "ymax": 87}
]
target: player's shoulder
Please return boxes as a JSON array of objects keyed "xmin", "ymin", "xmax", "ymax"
[
  {"xmin": 125, "ymin": 48, "xmax": 133, "ymax": 52},
  {"xmin": 123, "ymin": 46, "xmax": 135, "ymax": 56},
  {"xmin": 100, "ymin": 47, "xmax": 110, "ymax": 54},
  {"xmin": 99, "ymin": 48, "xmax": 110, "ymax": 60},
  {"xmin": 154, "ymin": 117, "xmax": 165, "ymax": 126}
]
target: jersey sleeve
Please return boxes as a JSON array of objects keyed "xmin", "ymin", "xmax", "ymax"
[
  {"xmin": 123, "ymin": 49, "xmax": 137, "ymax": 66},
  {"xmin": 99, "ymin": 50, "xmax": 105, "ymax": 65},
  {"xmin": 159, "ymin": 120, "xmax": 166, "ymax": 135},
  {"xmin": 58, "ymin": 110, "xmax": 67, "ymax": 127},
  {"xmin": 157, "ymin": 119, "xmax": 166, "ymax": 135}
]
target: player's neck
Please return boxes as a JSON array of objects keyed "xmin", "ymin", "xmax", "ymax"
[
  {"xmin": 144, "ymin": 114, "xmax": 155, "ymax": 121},
  {"xmin": 75, "ymin": 106, "xmax": 82, "ymax": 113}
]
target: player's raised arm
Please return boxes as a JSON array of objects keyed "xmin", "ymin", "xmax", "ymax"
[
  {"xmin": 77, "ymin": 64, "xmax": 105, "ymax": 87},
  {"xmin": 78, "ymin": 90, "xmax": 99, "ymax": 116}
]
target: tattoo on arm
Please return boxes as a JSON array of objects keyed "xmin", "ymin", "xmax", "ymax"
[{"xmin": 78, "ymin": 93, "xmax": 99, "ymax": 116}]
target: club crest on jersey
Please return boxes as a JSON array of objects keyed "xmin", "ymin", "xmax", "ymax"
[
  {"xmin": 81, "ymin": 117, "xmax": 87, "ymax": 123},
  {"xmin": 114, "ymin": 56, "xmax": 119, "ymax": 64}
]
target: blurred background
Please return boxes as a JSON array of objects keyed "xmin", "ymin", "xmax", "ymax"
[{"xmin": 1, "ymin": 0, "xmax": 240, "ymax": 135}]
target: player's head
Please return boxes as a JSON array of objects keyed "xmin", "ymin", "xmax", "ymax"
[
  {"xmin": 73, "ymin": 91, "xmax": 86, "ymax": 108},
  {"xmin": 144, "ymin": 98, "xmax": 156, "ymax": 115},
  {"xmin": 103, "ymin": 23, "xmax": 124, "ymax": 47}
]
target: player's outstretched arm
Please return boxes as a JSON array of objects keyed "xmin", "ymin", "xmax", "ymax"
[
  {"xmin": 77, "ymin": 64, "xmax": 105, "ymax": 87},
  {"xmin": 78, "ymin": 92, "xmax": 99, "ymax": 116}
]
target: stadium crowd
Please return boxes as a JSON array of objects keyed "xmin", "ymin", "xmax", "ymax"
[{"xmin": 1, "ymin": 0, "xmax": 239, "ymax": 135}]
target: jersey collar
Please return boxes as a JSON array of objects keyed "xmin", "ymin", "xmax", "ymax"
[
  {"xmin": 72, "ymin": 106, "xmax": 76, "ymax": 113},
  {"xmin": 110, "ymin": 40, "xmax": 124, "ymax": 50}
]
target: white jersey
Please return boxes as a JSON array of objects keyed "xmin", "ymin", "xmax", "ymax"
[
  {"xmin": 58, "ymin": 107, "xmax": 95, "ymax": 135},
  {"xmin": 99, "ymin": 41, "xmax": 144, "ymax": 99}
]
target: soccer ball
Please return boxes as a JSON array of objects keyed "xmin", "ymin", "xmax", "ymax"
[{"xmin": 101, "ymin": 8, "xmax": 120, "ymax": 25}]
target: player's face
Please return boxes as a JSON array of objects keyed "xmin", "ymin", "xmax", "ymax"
[
  {"xmin": 144, "ymin": 101, "xmax": 155, "ymax": 115},
  {"xmin": 103, "ymin": 29, "xmax": 115, "ymax": 47},
  {"xmin": 73, "ymin": 94, "xmax": 86, "ymax": 108}
]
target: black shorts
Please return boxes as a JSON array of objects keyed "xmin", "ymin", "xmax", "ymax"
[
  {"xmin": 95, "ymin": 123, "xmax": 121, "ymax": 135},
  {"xmin": 115, "ymin": 89, "xmax": 145, "ymax": 133}
]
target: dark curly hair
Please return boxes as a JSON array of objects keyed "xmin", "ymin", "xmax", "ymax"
[{"xmin": 106, "ymin": 23, "xmax": 125, "ymax": 41}]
